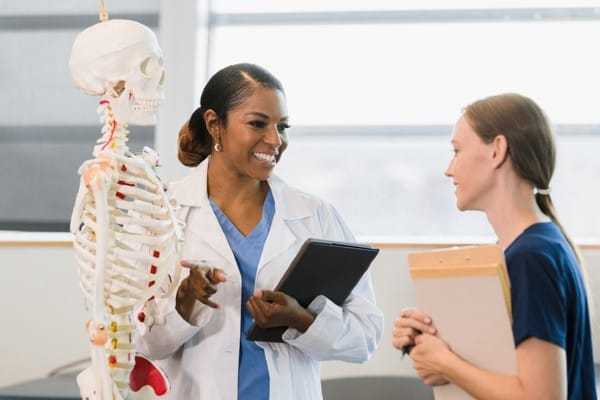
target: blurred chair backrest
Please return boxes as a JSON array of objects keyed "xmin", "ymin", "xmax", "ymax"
[{"xmin": 322, "ymin": 376, "xmax": 434, "ymax": 400}]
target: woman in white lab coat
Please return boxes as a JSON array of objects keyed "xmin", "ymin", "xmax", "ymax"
[{"xmin": 137, "ymin": 63, "xmax": 383, "ymax": 399}]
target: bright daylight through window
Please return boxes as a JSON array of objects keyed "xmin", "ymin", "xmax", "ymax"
[
  {"xmin": 207, "ymin": 0, "xmax": 600, "ymax": 240},
  {"xmin": 0, "ymin": 0, "xmax": 598, "ymax": 241}
]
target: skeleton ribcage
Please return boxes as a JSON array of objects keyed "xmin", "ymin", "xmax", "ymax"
[{"xmin": 71, "ymin": 151, "xmax": 180, "ymax": 393}]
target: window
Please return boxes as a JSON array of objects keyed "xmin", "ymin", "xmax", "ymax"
[
  {"xmin": 204, "ymin": 1, "xmax": 600, "ymax": 239},
  {"xmin": 2, "ymin": 0, "xmax": 599, "ymax": 240},
  {"xmin": 0, "ymin": 1, "xmax": 159, "ymax": 231}
]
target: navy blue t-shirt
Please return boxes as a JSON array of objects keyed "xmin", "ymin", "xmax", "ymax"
[{"xmin": 505, "ymin": 222, "xmax": 597, "ymax": 400}]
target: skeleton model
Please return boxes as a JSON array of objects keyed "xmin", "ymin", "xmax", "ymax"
[{"xmin": 69, "ymin": 19, "xmax": 181, "ymax": 400}]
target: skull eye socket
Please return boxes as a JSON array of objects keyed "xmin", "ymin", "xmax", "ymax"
[
  {"xmin": 140, "ymin": 57, "xmax": 152, "ymax": 75},
  {"xmin": 139, "ymin": 56, "xmax": 164, "ymax": 84}
]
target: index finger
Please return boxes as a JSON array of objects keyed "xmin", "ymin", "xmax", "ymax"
[
  {"xmin": 400, "ymin": 308, "xmax": 432, "ymax": 324},
  {"xmin": 181, "ymin": 260, "xmax": 215, "ymax": 274},
  {"xmin": 180, "ymin": 260, "xmax": 200, "ymax": 269},
  {"xmin": 254, "ymin": 290, "xmax": 285, "ymax": 304},
  {"xmin": 396, "ymin": 309, "xmax": 436, "ymax": 334}
]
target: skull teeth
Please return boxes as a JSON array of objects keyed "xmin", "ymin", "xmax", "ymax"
[{"xmin": 130, "ymin": 98, "xmax": 163, "ymax": 112}]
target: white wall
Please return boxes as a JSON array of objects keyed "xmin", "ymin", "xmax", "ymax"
[
  {"xmin": 0, "ymin": 243, "xmax": 89, "ymax": 387},
  {"xmin": 0, "ymin": 240, "xmax": 598, "ymax": 388},
  {"xmin": 321, "ymin": 246, "xmax": 419, "ymax": 380}
]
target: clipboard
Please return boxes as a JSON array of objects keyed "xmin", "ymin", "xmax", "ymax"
[
  {"xmin": 408, "ymin": 244, "xmax": 516, "ymax": 400},
  {"xmin": 247, "ymin": 238, "xmax": 379, "ymax": 342}
]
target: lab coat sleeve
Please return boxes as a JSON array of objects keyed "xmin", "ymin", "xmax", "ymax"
[
  {"xmin": 136, "ymin": 274, "xmax": 217, "ymax": 360},
  {"xmin": 282, "ymin": 202, "xmax": 384, "ymax": 362},
  {"xmin": 136, "ymin": 191, "xmax": 223, "ymax": 360}
]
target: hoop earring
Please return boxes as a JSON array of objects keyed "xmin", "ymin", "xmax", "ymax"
[{"xmin": 214, "ymin": 142, "xmax": 223, "ymax": 152}]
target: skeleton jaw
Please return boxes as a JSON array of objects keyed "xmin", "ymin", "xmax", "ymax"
[
  {"xmin": 130, "ymin": 95, "xmax": 163, "ymax": 113},
  {"xmin": 110, "ymin": 86, "xmax": 163, "ymax": 126},
  {"xmin": 70, "ymin": 19, "xmax": 175, "ymax": 400}
]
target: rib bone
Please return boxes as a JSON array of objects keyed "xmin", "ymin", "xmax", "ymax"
[{"xmin": 71, "ymin": 100, "xmax": 181, "ymax": 400}]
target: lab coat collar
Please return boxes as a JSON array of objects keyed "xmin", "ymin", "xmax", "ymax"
[
  {"xmin": 171, "ymin": 158, "xmax": 311, "ymax": 268},
  {"xmin": 171, "ymin": 158, "xmax": 314, "ymax": 221},
  {"xmin": 169, "ymin": 158, "xmax": 210, "ymax": 208},
  {"xmin": 259, "ymin": 174, "xmax": 300, "ymax": 269}
]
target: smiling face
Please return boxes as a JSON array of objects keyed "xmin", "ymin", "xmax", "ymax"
[
  {"xmin": 211, "ymin": 86, "xmax": 289, "ymax": 182},
  {"xmin": 445, "ymin": 115, "xmax": 496, "ymax": 211}
]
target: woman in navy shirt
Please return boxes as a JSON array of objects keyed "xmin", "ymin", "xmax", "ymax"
[{"xmin": 392, "ymin": 93, "xmax": 596, "ymax": 400}]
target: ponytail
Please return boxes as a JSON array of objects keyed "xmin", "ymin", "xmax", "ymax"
[
  {"xmin": 177, "ymin": 107, "xmax": 213, "ymax": 167},
  {"xmin": 537, "ymin": 193, "xmax": 594, "ymax": 315}
]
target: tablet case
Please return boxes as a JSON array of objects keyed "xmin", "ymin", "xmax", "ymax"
[
  {"xmin": 408, "ymin": 244, "xmax": 516, "ymax": 400},
  {"xmin": 247, "ymin": 238, "xmax": 379, "ymax": 342}
]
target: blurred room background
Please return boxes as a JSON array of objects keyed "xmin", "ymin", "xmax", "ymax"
[{"xmin": 1, "ymin": 0, "xmax": 598, "ymax": 395}]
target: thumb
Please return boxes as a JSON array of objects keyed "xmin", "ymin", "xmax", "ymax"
[
  {"xmin": 253, "ymin": 289, "xmax": 265, "ymax": 300},
  {"xmin": 259, "ymin": 290, "xmax": 287, "ymax": 305},
  {"xmin": 206, "ymin": 268, "xmax": 227, "ymax": 284},
  {"xmin": 255, "ymin": 289, "xmax": 279, "ymax": 303},
  {"xmin": 213, "ymin": 268, "xmax": 228, "ymax": 283}
]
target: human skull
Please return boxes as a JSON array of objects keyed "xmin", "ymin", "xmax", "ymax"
[{"xmin": 69, "ymin": 19, "xmax": 165, "ymax": 126}]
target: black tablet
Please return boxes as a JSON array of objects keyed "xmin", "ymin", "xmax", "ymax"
[{"xmin": 247, "ymin": 238, "xmax": 379, "ymax": 342}]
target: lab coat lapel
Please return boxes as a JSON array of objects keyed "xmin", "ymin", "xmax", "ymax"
[
  {"xmin": 258, "ymin": 175, "xmax": 312, "ymax": 269},
  {"xmin": 193, "ymin": 203, "xmax": 238, "ymax": 270},
  {"xmin": 259, "ymin": 209, "xmax": 296, "ymax": 269}
]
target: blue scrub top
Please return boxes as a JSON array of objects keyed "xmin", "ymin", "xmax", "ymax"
[{"xmin": 209, "ymin": 189, "xmax": 275, "ymax": 400}]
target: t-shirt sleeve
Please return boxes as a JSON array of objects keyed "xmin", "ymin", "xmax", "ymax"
[{"xmin": 508, "ymin": 248, "xmax": 567, "ymax": 349}]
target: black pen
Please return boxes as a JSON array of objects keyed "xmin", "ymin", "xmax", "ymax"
[{"xmin": 401, "ymin": 344, "xmax": 414, "ymax": 359}]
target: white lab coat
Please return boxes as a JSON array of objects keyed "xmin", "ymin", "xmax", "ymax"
[{"xmin": 137, "ymin": 159, "xmax": 383, "ymax": 399}]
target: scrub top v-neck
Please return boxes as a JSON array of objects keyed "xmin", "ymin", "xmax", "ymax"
[{"xmin": 209, "ymin": 189, "xmax": 275, "ymax": 400}]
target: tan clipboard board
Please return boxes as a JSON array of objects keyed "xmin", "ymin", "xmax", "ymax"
[{"xmin": 408, "ymin": 244, "xmax": 516, "ymax": 400}]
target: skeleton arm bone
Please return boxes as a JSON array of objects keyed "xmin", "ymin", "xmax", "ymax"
[
  {"xmin": 82, "ymin": 160, "xmax": 116, "ymax": 400},
  {"xmin": 70, "ymin": 18, "xmax": 177, "ymax": 399}
]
